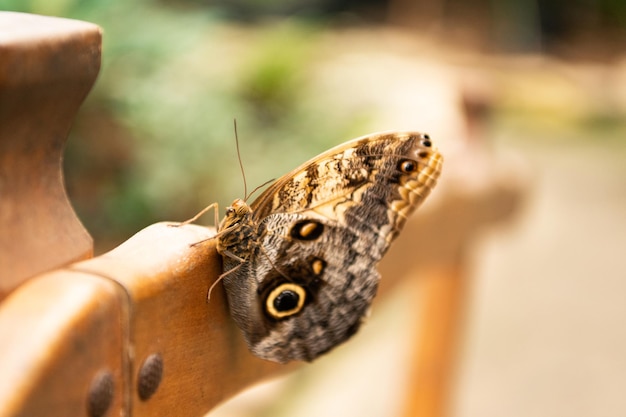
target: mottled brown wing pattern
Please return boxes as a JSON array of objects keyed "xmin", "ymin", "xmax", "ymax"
[{"xmin": 217, "ymin": 131, "xmax": 443, "ymax": 363}]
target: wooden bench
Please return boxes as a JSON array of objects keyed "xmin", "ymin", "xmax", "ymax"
[{"xmin": 0, "ymin": 12, "xmax": 527, "ymax": 417}]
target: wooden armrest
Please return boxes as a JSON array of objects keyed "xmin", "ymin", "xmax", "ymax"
[
  {"xmin": 74, "ymin": 223, "xmax": 289, "ymax": 414},
  {"xmin": 0, "ymin": 222, "xmax": 290, "ymax": 417}
]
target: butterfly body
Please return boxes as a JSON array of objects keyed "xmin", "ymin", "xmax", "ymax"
[{"xmin": 216, "ymin": 131, "xmax": 443, "ymax": 363}]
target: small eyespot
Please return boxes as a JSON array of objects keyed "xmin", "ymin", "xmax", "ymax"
[
  {"xmin": 265, "ymin": 283, "xmax": 306, "ymax": 319},
  {"xmin": 290, "ymin": 220, "xmax": 324, "ymax": 241},
  {"xmin": 398, "ymin": 159, "xmax": 418, "ymax": 174},
  {"xmin": 418, "ymin": 151, "xmax": 429, "ymax": 158},
  {"xmin": 311, "ymin": 258, "xmax": 326, "ymax": 276},
  {"xmin": 421, "ymin": 134, "xmax": 432, "ymax": 147}
]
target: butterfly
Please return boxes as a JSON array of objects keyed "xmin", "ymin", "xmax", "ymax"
[{"xmin": 196, "ymin": 131, "xmax": 442, "ymax": 363}]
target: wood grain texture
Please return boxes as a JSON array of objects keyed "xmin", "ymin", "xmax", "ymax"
[
  {"xmin": 71, "ymin": 222, "xmax": 290, "ymax": 417},
  {"xmin": 0, "ymin": 222, "xmax": 291, "ymax": 417},
  {"xmin": 0, "ymin": 12, "xmax": 100, "ymax": 297},
  {"xmin": 0, "ymin": 270, "xmax": 126, "ymax": 417}
]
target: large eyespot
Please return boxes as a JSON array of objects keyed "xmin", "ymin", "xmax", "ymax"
[
  {"xmin": 398, "ymin": 159, "xmax": 418, "ymax": 174},
  {"xmin": 265, "ymin": 283, "xmax": 307, "ymax": 319},
  {"xmin": 290, "ymin": 220, "xmax": 324, "ymax": 241}
]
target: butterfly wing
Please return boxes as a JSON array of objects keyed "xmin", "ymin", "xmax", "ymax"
[{"xmin": 222, "ymin": 131, "xmax": 443, "ymax": 363}]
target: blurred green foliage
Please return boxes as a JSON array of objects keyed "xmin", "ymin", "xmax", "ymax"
[
  {"xmin": 1, "ymin": 0, "xmax": 372, "ymax": 250},
  {"xmin": 2, "ymin": 0, "xmax": 624, "ymax": 251}
]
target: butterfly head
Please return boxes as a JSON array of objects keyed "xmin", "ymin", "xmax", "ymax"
[
  {"xmin": 216, "ymin": 199, "xmax": 257, "ymax": 262},
  {"xmin": 219, "ymin": 199, "xmax": 251, "ymax": 231}
]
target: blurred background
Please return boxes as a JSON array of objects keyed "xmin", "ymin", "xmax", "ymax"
[{"xmin": 2, "ymin": 0, "xmax": 625, "ymax": 416}]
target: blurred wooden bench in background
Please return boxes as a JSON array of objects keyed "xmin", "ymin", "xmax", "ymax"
[{"xmin": 0, "ymin": 12, "xmax": 527, "ymax": 417}]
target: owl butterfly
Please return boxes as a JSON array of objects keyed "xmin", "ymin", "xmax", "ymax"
[{"xmin": 213, "ymin": 131, "xmax": 442, "ymax": 363}]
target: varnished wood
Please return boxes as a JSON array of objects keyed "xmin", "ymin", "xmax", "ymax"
[
  {"xmin": 0, "ymin": 12, "xmax": 100, "ymax": 298},
  {"xmin": 400, "ymin": 265, "xmax": 466, "ymax": 417},
  {"xmin": 72, "ymin": 222, "xmax": 291, "ymax": 416},
  {"xmin": 0, "ymin": 222, "xmax": 291, "ymax": 417},
  {"xmin": 0, "ymin": 269, "xmax": 126, "ymax": 417}
]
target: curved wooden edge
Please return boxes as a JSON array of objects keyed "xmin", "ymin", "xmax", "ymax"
[
  {"xmin": 0, "ymin": 12, "xmax": 101, "ymax": 297},
  {"xmin": 0, "ymin": 269, "xmax": 127, "ymax": 417},
  {"xmin": 71, "ymin": 222, "xmax": 292, "ymax": 417},
  {"xmin": 0, "ymin": 222, "xmax": 293, "ymax": 417}
]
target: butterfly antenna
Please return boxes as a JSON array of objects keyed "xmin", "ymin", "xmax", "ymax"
[
  {"xmin": 245, "ymin": 177, "xmax": 276, "ymax": 202},
  {"xmin": 234, "ymin": 119, "xmax": 248, "ymax": 199},
  {"xmin": 233, "ymin": 120, "xmax": 278, "ymax": 202}
]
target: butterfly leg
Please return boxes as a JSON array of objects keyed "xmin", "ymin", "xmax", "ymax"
[
  {"xmin": 170, "ymin": 202, "xmax": 220, "ymax": 228},
  {"xmin": 187, "ymin": 221, "xmax": 245, "ymax": 248},
  {"xmin": 220, "ymin": 249, "xmax": 246, "ymax": 263},
  {"xmin": 205, "ymin": 249, "xmax": 248, "ymax": 301},
  {"xmin": 207, "ymin": 262, "xmax": 243, "ymax": 302}
]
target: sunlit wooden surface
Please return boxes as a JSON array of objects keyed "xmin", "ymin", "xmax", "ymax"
[{"xmin": 0, "ymin": 11, "xmax": 528, "ymax": 417}]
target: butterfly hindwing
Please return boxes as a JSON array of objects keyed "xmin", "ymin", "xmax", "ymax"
[{"xmin": 223, "ymin": 213, "xmax": 379, "ymax": 362}]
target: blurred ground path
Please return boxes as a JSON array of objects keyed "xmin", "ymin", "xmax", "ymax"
[{"xmin": 454, "ymin": 134, "xmax": 626, "ymax": 417}]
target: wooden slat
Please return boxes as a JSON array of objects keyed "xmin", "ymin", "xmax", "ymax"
[
  {"xmin": 71, "ymin": 222, "xmax": 291, "ymax": 417},
  {"xmin": 0, "ymin": 12, "xmax": 100, "ymax": 297},
  {"xmin": 0, "ymin": 222, "xmax": 291, "ymax": 417}
]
